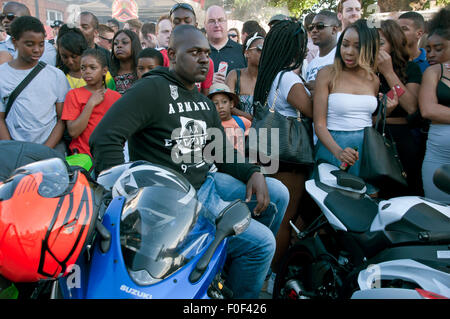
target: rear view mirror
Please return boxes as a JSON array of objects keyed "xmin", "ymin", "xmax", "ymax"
[{"xmin": 189, "ymin": 200, "xmax": 251, "ymax": 283}]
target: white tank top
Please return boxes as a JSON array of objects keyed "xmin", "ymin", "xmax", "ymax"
[{"xmin": 327, "ymin": 93, "xmax": 378, "ymax": 131}]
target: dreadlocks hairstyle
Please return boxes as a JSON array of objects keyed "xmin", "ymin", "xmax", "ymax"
[
  {"xmin": 253, "ymin": 20, "xmax": 308, "ymax": 105},
  {"xmin": 428, "ymin": 6, "xmax": 450, "ymax": 41},
  {"xmin": 378, "ymin": 19, "xmax": 409, "ymax": 84},
  {"xmin": 331, "ymin": 19, "xmax": 379, "ymax": 91}
]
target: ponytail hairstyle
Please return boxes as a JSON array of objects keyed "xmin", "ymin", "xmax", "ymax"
[
  {"xmin": 81, "ymin": 48, "xmax": 108, "ymax": 88},
  {"xmin": 56, "ymin": 24, "xmax": 88, "ymax": 74},
  {"xmin": 253, "ymin": 20, "xmax": 308, "ymax": 105},
  {"xmin": 428, "ymin": 6, "xmax": 450, "ymax": 41},
  {"xmin": 331, "ymin": 19, "xmax": 379, "ymax": 91}
]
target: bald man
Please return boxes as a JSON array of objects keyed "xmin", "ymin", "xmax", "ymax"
[
  {"xmin": 90, "ymin": 25, "xmax": 288, "ymax": 299},
  {"xmin": 0, "ymin": 1, "xmax": 57, "ymax": 65},
  {"xmin": 205, "ymin": 5, "xmax": 246, "ymax": 83}
]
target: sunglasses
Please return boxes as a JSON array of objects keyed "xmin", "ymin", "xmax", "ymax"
[
  {"xmin": 307, "ymin": 22, "xmax": 334, "ymax": 32},
  {"xmin": 247, "ymin": 44, "xmax": 263, "ymax": 52},
  {"xmin": 99, "ymin": 35, "xmax": 113, "ymax": 44},
  {"xmin": 169, "ymin": 3, "xmax": 195, "ymax": 16},
  {"xmin": 0, "ymin": 13, "xmax": 15, "ymax": 21},
  {"xmin": 228, "ymin": 33, "xmax": 238, "ymax": 38}
]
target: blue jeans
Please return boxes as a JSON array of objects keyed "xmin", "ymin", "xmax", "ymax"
[
  {"xmin": 197, "ymin": 172, "xmax": 289, "ymax": 298},
  {"xmin": 315, "ymin": 129, "xmax": 379, "ymax": 195}
]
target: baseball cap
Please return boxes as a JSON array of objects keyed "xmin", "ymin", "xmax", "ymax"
[
  {"xmin": 51, "ymin": 20, "xmax": 64, "ymax": 28},
  {"xmin": 208, "ymin": 83, "xmax": 240, "ymax": 107},
  {"xmin": 268, "ymin": 14, "xmax": 288, "ymax": 27}
]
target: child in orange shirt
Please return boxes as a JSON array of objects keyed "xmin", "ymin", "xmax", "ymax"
[
  {"xmin": 62, "ymin": 48, "xmax": 122, "ymax": 156},
  {"xmin": 208, "ymin": 83, "xmax": 251, "ymax": 152}
]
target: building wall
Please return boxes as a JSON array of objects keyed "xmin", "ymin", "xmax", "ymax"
[{"xmin": 1, "ymin": 0, "xmax": 68, "ymax": 26}]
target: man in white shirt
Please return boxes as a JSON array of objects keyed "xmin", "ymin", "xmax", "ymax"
[
  {"xmin": 305, "ymin": 11, "xmax": 339, "ymax": 95},
  {"xmin": 0, "ymin": 1, "xmax": 56, "ymax": 66},
  {"xmin": 305, "ymin": 11, "xmax": 339, "ymax": 146}
]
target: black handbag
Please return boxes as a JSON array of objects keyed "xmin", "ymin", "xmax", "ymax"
[
  {"xmin": 360, "ymin": 95, "xmax": 408, "ymax": 187},
  {"xmin": 247, "ymin": 71, "xmax": 314, "ymax": 166}
]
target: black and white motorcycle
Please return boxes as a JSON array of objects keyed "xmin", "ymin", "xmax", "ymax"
[{"xmin": 273, "ymin": 163, "xmax": 450, "ymax": 299}]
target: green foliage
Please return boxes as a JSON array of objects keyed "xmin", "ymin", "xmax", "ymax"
[
  {"xmin": 270, "ymin": 0, "xmax": 320, "ymax": 17},
  {"xmin": 269, "ymin": 0, "xmax": 379, "ymax": 17},
  {"xmin": 436, "ymin": 0, "xmax": 450, "ymax": 6},
  {"xmin": 204, "ymin": 0, "xmax": 449, "ymax": 22}
]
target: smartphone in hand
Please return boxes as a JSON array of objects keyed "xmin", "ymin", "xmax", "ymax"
[{"xmin": 386, "ymin": 84, "xmax": 405, "ymax": 100}]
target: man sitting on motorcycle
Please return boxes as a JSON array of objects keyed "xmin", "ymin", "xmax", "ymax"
[{"xmin": 89, "ymin": 24, "xmax": 289, "ymax": 299}]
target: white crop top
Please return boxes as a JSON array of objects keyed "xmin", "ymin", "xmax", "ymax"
[{"xmin": 327, "ymin": 93, "xmax": 378, "ymax": 131}]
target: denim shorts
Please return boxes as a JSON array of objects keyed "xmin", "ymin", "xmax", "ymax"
[{"xmin": 314, "ymin": 129, "xmax": 379, "ymax": 195}]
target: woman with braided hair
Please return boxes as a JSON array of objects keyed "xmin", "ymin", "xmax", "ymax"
[{"xmin": 253, "ymin": 19, "xmax": 313, "ymax": 293}]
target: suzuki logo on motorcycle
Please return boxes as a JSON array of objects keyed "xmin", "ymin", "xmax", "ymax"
[{"xmin": 120, "ymin": 284, "xmax": 152, "ymax": 299}]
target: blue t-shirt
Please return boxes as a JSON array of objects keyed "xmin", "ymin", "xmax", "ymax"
[{"xmin": 413, "ymin": 48, "xmax": 429, "ymax": 74}]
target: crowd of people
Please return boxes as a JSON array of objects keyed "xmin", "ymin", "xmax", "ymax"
[{"xmin": 0, "ymin": 0, "xmax": 449, "ymax": 299}]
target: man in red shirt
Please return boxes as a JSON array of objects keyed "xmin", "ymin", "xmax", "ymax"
[{"xmin": 158, "ymin": 3, "xmax": 214, "ymax": 95}]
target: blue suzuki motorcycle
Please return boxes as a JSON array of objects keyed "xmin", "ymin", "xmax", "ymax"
[
  {"xmin": 0, "ymin": 156, "xmax": 251, "ymax": 299},
  {"xmin": 51, "ymin": 161, "xmax": 251, "ymax": 299}
]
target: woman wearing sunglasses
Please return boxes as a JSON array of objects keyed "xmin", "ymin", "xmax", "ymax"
[
  {"xmin": 228, "ymin": 28, "xmax": 240, "ymax": 43},
  {"xmin": 252, "ymin": 20, "xmax": 313, "ymax": 294},
  {"xmin": 225, "ymin": 32, "xmax": 264, "ymax": 121}
]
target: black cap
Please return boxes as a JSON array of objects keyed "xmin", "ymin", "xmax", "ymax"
[
  {"xmin": 268, "ymin": 14, "xmax": 288, "ymax": 26},
  {"xmin": 51, "ymin": 20, "xmax": 64, "ymax": 28}
]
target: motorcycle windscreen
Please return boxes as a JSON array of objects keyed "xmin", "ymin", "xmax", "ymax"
[
  {"xmin": 120, "ymin": 186, "xmax": 215, "ymax": 286},
  {"xmin": 0, "ymin": 157, "xmax": 70, "ymax": 200}
]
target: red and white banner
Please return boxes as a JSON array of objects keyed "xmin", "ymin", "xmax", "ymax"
[{"xmin": 112, "ymin": 0, "xmax": 139, "ymax": 22}]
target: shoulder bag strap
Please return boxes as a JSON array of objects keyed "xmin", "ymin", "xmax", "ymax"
[
  {"xmin": 4, "ymin": 61, "xmax": 46, "ymax": 119},
  {"xmin": 235, "ymin": 69, "xmax": 241, "ymax": 96},
  {"xmin": 375, "ymin": 94, "xmax": 388, "ymax": 136},
  {"xmin": 269, "ymin": 70, "xmax": 288, "ymax": 111},
  {"xmin": 232, "ymin": 115, "xmax": 246, "ymax": 133}
]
